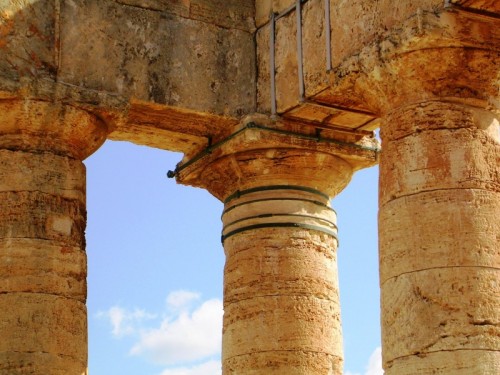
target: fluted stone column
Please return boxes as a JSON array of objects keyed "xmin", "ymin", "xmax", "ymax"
[
  {"xmin": 0, "ymin": 100, "xmax": 107, "ymax": 374},
  {"xmin": 176, "ymin": 120, "xmax": 379, "ymax": 374},
  {"xmin": 372, "ymin": 45, "xmax": 500, "ymax": 373}
]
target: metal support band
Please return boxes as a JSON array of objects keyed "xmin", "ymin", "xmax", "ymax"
[
  {"xmin": 270, "ymin": 11, "xmax": 277, "ymax": 115},
  {"xmin": 296, "ymin": 0, "xmax": 305, "ymax": 101},
  {"xmin": 223, "ymin": 197, "xmax": 334, "ymax": 216},
  {"xmin": 324, "ymin": 0, "xmax": 332, "ymax": 71},
  {"xmin": 223, "ymin": 213, "xmax": 338, "ymax": 233},
  {"xmin": 221, "ymin": 222, "xmax": 338, "ymax": 243}
]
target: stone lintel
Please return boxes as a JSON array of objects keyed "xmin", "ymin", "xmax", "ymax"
[
  {"xmin": 109, "ymin": 99, "xmax": 239, "ymax": 157},
  {"xmin": 0, "ymin": 0, "xmax": 256, "ymax": 156},
  {"xmin": 175, "ymin": 116, "xmax": 380, "ymax": 201},
  {"xmin": 0, "ymin": 80, "xmax": 235, "ymax": 157},
  {"xmin": 256, "ymin": 0, "xmax": 499, "ymax": 128}
]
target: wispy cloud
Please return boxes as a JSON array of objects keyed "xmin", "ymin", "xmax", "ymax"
[
  {"xmin": 131, "ymin": 298, "xmax": 223, "ymax": 365},
  {"xmin": 345, "ymin": 347, "xmax": 384, "ymax": 375},
  {"xmin": 97, "ymin": 306, "xmax": 156, "ymax": 337},
  {"xmin": 160, "ymin": 359, "xmax": 221, "ymax": 375},
  {"xmin": 97, "ymin": 290, "xmax": 223, "ymax": 374},
  {"xmin": 166, "ymin": 290, "xmax": 201, "ymax": 312}
]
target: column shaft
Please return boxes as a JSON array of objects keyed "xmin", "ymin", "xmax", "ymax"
[
  {"xmin": 0, "ymin": 100, "xmax": 107, "ymax": 374},
  {"xmin": 221, "ymin": 186, "xmax": 342, "ymax": 374},
  {"xmin": 379, "ymin": 102, "xmax": 500, "ymax": 373}
]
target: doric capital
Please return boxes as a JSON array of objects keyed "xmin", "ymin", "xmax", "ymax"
[
  {"xmin": 173, "ymin": 117, "xmax": 380, "ymax": 201},
  {"xmin": 0, "ymin": 99, "xmax": 108, "ymax": 160}
]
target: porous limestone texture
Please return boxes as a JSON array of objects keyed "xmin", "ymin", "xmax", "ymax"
[
  {"xmin": 0, "ymin": 1, "xmax": 499, "ymax": 374},
  {"xmin": 176, "ymin": 119, "xmax": 380, "ymax": 375},
  {"xmin": 0, "ymin": 100, "xmax": 107, "ymax": 374},
  {"xmin": 379, "ymin": 102, "xmax": 500, "ymax": 374},
  {"xmin": 255, "ymin": 0, "xmax": 446, "ymax": 114},
  {"xmin": 222, "ymin": 186, "xmax": 343, "ymax": 375}
]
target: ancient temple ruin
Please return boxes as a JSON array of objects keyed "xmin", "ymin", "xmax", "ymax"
[{"xmin": 0, "ymin": 0, "xmax": 498, "ymax": 373}]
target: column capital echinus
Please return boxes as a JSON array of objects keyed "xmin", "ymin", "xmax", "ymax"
[
  {"xmin": 0, "ymin": 99, "xmax": 108, "ymax": 160},
  {"xmin": 172, "ymin": 116, "xmax": 380, "ymax": 202}
]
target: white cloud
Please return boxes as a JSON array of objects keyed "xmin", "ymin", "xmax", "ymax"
[
  {"xmin": 131, "ymin": 298, "xmax": 223, "ymax": 365},
  {"xmin": 166, "ymin": 290, "xmax": 200, "ymax": 311},
  {"xmin": 97, "ymin": 306, "xmax": 156, "ymax": 337},
  {"xmin": 98, "ymin": 290, "xmax": 223, "ymax": 374},
  {"xmin": 160, "ymin": 360, "xmax": 221, "ymax": 375},
  {"xmin": 365, "ymin": 347, "xmax": 383, "ymax": 375},
  {"xmin": 345, "ymin": 347, "xmax": 383, "ymax": 375}
]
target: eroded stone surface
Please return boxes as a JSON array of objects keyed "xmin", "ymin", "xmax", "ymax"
[
  {"xmin": 379, "ymin": 189, "xmax": 500, "ymax": 283},
  {"xmin": 378, "ymin": 97, "xmax": 499, "ymax": 373},
  {"xmin": 0, "ymin": 1, "xmax": 499, "ymax": 374},
  {"xmin": 0, "ymin": 294, "xmax": 88, "ymax": 374},
  {"xmin": 384, "ymin": 350, "xmax": 500, "ymax": 374},
  {"xmin": 382, "ymin": 268, "xmax": 500, "ymax": 370},
  {"xmin": 0, "ymin": 100, "xmax": 106, "ymax": 374}
]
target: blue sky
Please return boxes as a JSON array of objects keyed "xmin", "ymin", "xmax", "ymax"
[{"xmin": 85, "ymin": 139, "xmax": 382, "ymax": 375}]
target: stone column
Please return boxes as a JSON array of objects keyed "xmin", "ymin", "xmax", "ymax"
[
  {"xmin": 375, "ymin": 48, "xmax": 500, "ymax": 373},
  {"xmin": 0, "ymin": 100, "xmax": 107, "ymax": 374},
  {"xmin": 176, "ymin": 120, "xmax": 379, "ymax": 374}
]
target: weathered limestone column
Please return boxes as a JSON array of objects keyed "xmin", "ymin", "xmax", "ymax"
[
  {"xmin": 220, "ymin": 156, "xmax": 348, "ymax": 375},
  {"xmin": 0, "ymin": 100, "xmax": 107, "ymax": 374},
  {"xmin": 375, "ymin": 48, "xmax": 500, "ymax": 373},
  {"xmin": 175, "ymin": 120, "xmax": 379, "ymax": 374}
]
